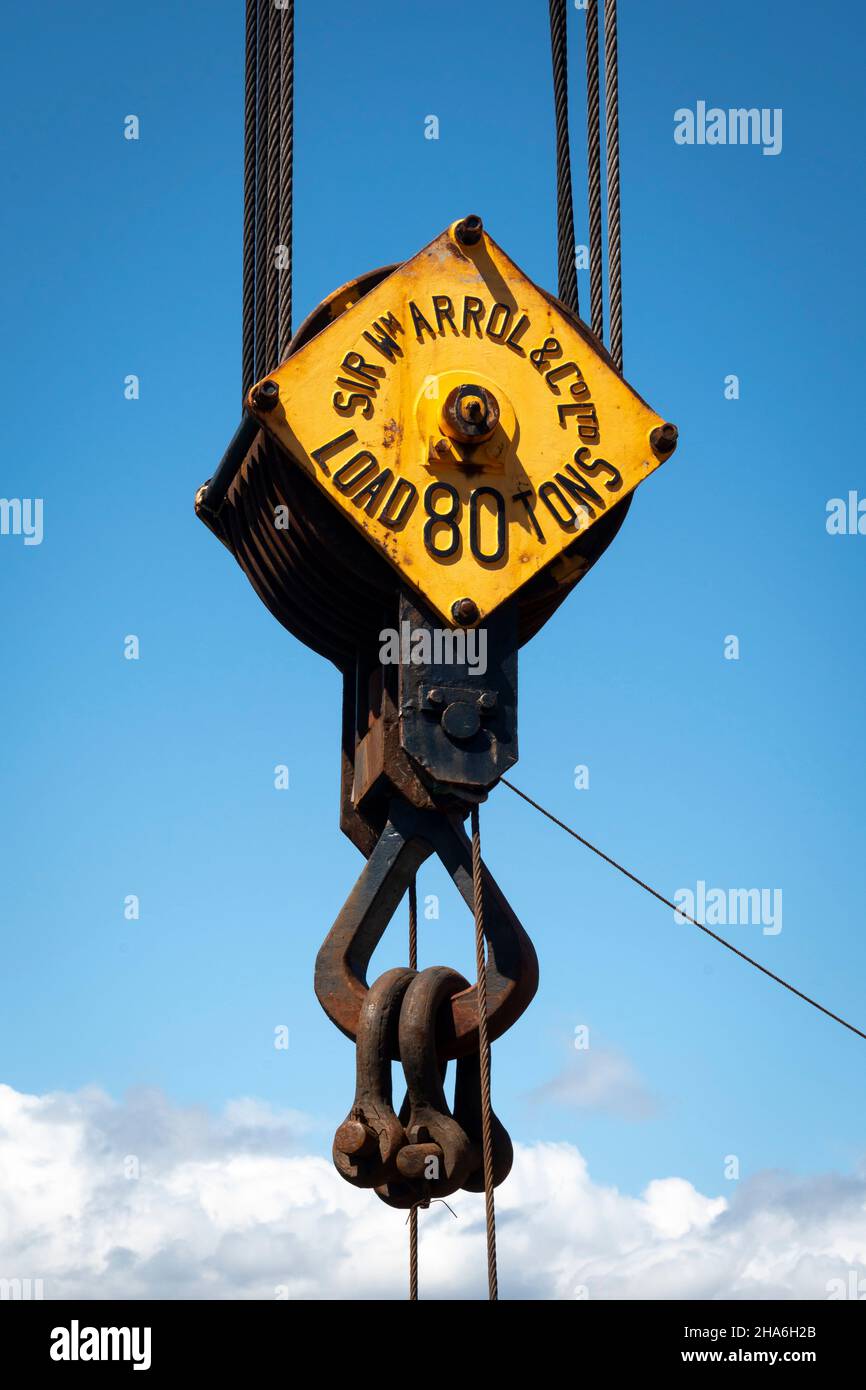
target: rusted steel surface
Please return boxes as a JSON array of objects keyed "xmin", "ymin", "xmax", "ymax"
[
  {"xmin": 314, "ymin": 800, "xmax": 538, "ymax": 1060},
  {"xmin": 332, "ymin": 967, "xmax": 413, "ymax": 1189},
  {"xmin": 453, "ymin": 1048, "xmax": 513, "ymax": 1192},
  {"xmin": 396, "ymin": 967, "xmax": 476, "ymax": 1198},
  {"xmin": 326, "ymin": 953, "xmax": 519, "ymax": 1207}
]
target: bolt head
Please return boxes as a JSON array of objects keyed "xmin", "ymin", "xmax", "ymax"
[
  {"xmin": 650, "ymin": 422, "xmax": 678, "ymax": 456},
  {"xmin": 442, "ymin": 700, "xmax": 481, "ymax": 741},
  {"xmin": 442, "ymin": 384, "xmax": 500, "ymax": 444},
  {"xmin": 455, "ymin": 214, "xmax": 484, "ymax": 246},
  {"xmin": 253, "ymin": 379, "xmax": 280, "ymax": 412},
  {"xmin": 452, "ymin": 597, "xmax": 479, "ymax": 626},
  {"xmin": 458, "ymin": 393, "xmax": 486, "ymax": 424},
  {"xmin": 396, "ymin": 1143, "xmax": 444, "ymax": 1181},
  {"xmin": 334, "ymin": 1119, "xmax": 375, "ymax": 1157}
]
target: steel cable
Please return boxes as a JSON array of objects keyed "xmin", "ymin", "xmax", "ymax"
[
  {"xmin": 502, "ymin": 779, "xmax": 866, "ymax": 1045},
  {"xmin": 408, "ymin": 878, "xmax": 418, "ymax": 1302},
  {"xmin": 470, "ymin": 805, "xmax": 499, "ymax": 1302},
  {"xmin": 245, "ymin": 2, "xmax": 294, "ymax": 384},
  {"xmin": 241, "ymin": 0, "xmax": 259, "ymax": 399},
  {"xmin": 603, "ymin": 0, "xmax": 623, "ymax": 370},
  {"xmin": 548, "ymin": 0, "xmax": 579, "ymax": 316},
  {"xmin": 278, "ymin": 0, "xmax": 294, "ymax": 359},
  {"xmin": 585, "ymin": 0, "xmax": 604, "ymax": 340},
  {"xmin": 264, "ymin": 0, "xmax": 282, "ymax": 375},
  {"xmin": 253, "ymin": 0, "xmax": 270, "ymax": 383}
]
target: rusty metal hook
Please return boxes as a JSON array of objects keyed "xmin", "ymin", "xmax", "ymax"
[{"xmin": 314, "ymin": 798, "xmax": 538, "ymax": 1061}]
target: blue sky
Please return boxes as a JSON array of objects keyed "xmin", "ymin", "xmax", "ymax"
[{"xmin": 2, "ymin": 0, "xmax": 865, "ymax": 1226}]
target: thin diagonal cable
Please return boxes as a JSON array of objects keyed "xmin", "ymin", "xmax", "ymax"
[
  {"xmin": 264, "ymin": 0, "xmax": 282, "ymax": 375},
  {"xmin": 278, "ymin": 0, "xmax": 294, "ymax": 359},
  {"xmin": 548, "ymin": 0, "xmax": 579, "ymax": 316},
  {"xmin": 585, "ymin": 0, "xmax": 604, "ymax": 340},
  {"xmin": 603, "ymin": 0, "xmax": 623, "ymax": 370},
  {"xmin": 470, "ymin": 805, "xmax": 498, "ymax": 1301},
  {"xmin": 241, "ymin": 0, "xmax": 259, "ymax": 400},
  {"xmin": 501, "ymin": 779, "xmax": 866, "ymax": 1044},
  {"xmin": 253, "ymin": 0, "xmax": 270, "ymax": 383},
  {"xmin": 408, "ymin": 877, "xmax": 418, "ymax": 1303}
]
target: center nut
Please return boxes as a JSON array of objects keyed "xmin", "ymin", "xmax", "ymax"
[{"xmin": 441, "ymin": 382, "xmax": 500, "ymax": 444}]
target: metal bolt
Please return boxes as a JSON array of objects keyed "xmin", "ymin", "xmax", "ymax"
[
  {"xmin": 427, "ymin": 687, "xmax": 445, "ymax": 706},
  {"xmin": 452, "ymin": 597, "xmax": 480, "ymax": 626},
  {"xmin": 442, "ymin": 384, "xmax": 500, "ymax": 444},
  {"xmin": 455, "ymin": 214, "xmax": 484, "ymax": 246},
  {"xmin": 650, "ymin": 422, "xmax": 678, "ymax": 456},
  {"xmin": 434, "ymin": 438, "xmax": 451, "ymax": 456},
  {"xmin": 442, "ymin": 701, "xmax": 481, "ymax": 741},
  {"xmin": 396, "ymin": 1142, "xmax": 444, "ymax": 1180},
  {"xmin": 459, "ymin": 393, "xmax": 486, "ymax": 425},
  {"xmin": 253, "ymin": 379, "xmax": 280, "ymax": 412},
  {"xmin": 478, "ymin": 690, "xmax": 497, "ymax": 711},
  {"xmin": 334, "ymin": 1119, "xmax": 377, "ymax": 1157}
]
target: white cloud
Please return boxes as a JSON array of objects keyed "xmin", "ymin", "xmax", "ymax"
[
  {"xmin": 0, "ymin": 1082, "xmax": 865, "ymax": 1300},
  {"xmin": 529, "ymin": 1047, "xmax": 658, "ymax": 1120}
]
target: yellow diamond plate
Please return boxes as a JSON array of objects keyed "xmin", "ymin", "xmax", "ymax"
[{"xmin": 248, "ymin": 222, "xmax": 675, "ymax": 625}]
